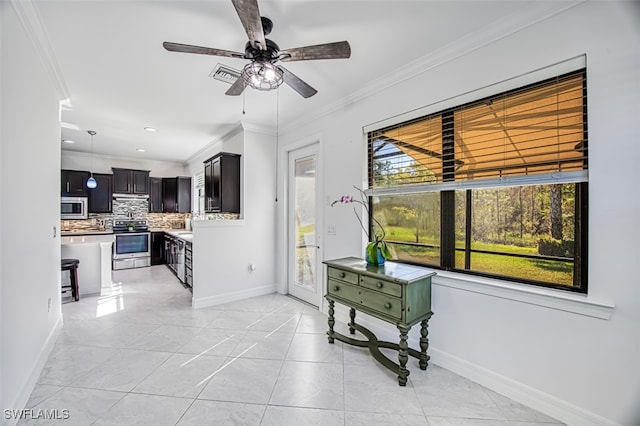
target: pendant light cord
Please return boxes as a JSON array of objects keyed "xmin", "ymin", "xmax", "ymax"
[{"xmin": 90, "ymin": 131, "xmax": 94, "ymax": 175}]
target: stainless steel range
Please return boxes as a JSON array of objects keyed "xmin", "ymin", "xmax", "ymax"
[{"xmin": 112, "ymin": 220, "xmax": 151, "ymax": 270}]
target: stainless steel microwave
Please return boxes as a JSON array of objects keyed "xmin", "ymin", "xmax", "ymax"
[{"xmin": 61, "ymin": 196, "xmax": 88, "ymax": 219}]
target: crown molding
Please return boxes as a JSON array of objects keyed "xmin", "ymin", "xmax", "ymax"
[
  {"xmin": 61, "ymin": 149, "xmax": 186, "ymax": 168},
  {"xmin": 283, "ymin": 1, "xmax": 584, "ymax": 133},
  {"xmin": 185, "ymin": 122, "xmax": 245, "ymax": 164},
  {"xmin": 11, "ymin": 0, "xmax": 70, "ymax": 101},
  {"xmin": 241, "ymin": 122, "xmax": 276, "ymax": 137}
]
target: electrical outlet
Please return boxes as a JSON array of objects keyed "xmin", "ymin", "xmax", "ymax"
[{"xmin": 327, "ymin": 225, "xmax": 336, "ymax": 236}]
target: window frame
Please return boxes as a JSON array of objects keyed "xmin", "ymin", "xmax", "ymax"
[{"xmin": 367, "ymin": 69, "xmax": 588, "ymax": 294}]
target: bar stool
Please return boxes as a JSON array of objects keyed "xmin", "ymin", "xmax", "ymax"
[{"xmin": 61, "ymin": 258, "xmax": 80, "ymax": 301}]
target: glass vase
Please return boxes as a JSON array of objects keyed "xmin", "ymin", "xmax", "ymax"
[{"xmin": 366, "ymin": 247, "xmax": 386, "ymax": 266}]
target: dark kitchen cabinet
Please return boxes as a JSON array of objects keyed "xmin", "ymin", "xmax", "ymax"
[
  {"xmin": 61, "ymin": 170, "xmax": 90, "ymax": 197},
  {"xmin": 88, "ymin": 173, "xmax": 113, "ymax": 213},
  {"xmin": 112, "ymin": 168, "xmax": 150, "ymax": 194},
  {"xmin": 149, "ymin": 177, "xmax": 163, "ymax": 213},
  {"xmin": 151, "ymin": 231, "xmax": 165, "ymax": 265},
  {"xmin": 204, "ymin": 152, "xmax": 240, "ymax": 213},
  {"xmin": 162, "ymin": 177, "xmax": 191, "ymax": 213}
]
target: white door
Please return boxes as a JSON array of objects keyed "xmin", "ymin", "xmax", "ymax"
[{"xmin": 287, "ymin": 144, "xmax": 321, "ymax": 307}]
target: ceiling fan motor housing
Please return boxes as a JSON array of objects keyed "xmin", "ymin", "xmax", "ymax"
[{"xmin": 244, "ymin": 39, "xmax": 280, "ymax": 63}]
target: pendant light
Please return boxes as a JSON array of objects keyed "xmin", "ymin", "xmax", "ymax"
[{"xmin": 86, "ymin": 130, "xmax": 97, "ymax": 189}]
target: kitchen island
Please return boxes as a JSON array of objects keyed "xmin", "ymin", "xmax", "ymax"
[{"xmin": 60, "ymin": 232, "xmax": 114, "ymax": 296}]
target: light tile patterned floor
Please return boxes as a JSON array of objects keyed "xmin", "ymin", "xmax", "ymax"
[{"xmin": 21, "ymin": 266, "xmax": 564, "ymax": 425}]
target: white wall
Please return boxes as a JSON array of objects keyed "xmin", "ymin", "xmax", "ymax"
[
  {"xmin": 190, "ymin": 125, "xmax": 277, "ymax": 307},
  {"xmin": 277, "ymin": 2, "xmax": 640, "ymax": 425},
  {"xmin": 1, "ymin": 2, "xmax": 64, "ymax": 417},
  {"xmin": 61, "ymin": 150, "xmax": 186, "ymax": 177}
]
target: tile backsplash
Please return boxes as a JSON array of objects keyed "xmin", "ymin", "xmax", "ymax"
[
  {"xmin": 60, "ymin": 198, "xmax": 239, "ymax": 232},
  {"xmin": 113, "ymin": 199, "xmax": 148, "ymax": 219},
  {"xmin": 60, "ymin": 199, "xmax": 190, "ymax": 232}
]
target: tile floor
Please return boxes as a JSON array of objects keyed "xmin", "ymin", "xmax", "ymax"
[{"xmin": 22, "ymin": 266, "xmax": 564, "ymax": 425}]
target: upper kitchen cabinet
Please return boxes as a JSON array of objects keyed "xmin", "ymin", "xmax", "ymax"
[
  {"xmin": 61, "ymin": 169, "xmax": 90, "ymax": 197},
  {"xmin": 112, "ymin": 168, "xmax": 149, "ymax": 195},
  {"xmin": 88, "ymin": 173, "xmax": 113, "ymax": 213},
  {"xmin": 162, "ymin": 177, "xmax": 191, "ymax": 213},
  {"xmin": 204, "ymin": 152, "xmax": 240, "ymax": 214},
  {"xmin": 148, "ymin": 177, "xmax": 163, "ymax": 213}
]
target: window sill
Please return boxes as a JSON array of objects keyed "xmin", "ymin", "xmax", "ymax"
[{"xmin": 433, "ymin": 271, "xmax": 615, "ymax": 320}]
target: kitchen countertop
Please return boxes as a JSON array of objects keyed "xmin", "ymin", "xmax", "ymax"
[
  {"xmin": 163, "ymin": 229, "xmax": 193, "ymax": 240},
  {"xmin": 61, "ymin": 234, "xmax": 115, "ymax": 244},
  {"xmin": 61, "ymin": 229, "xmax": 113, "ymax": 236},
  {"xmin": 60, "ymin": 228, "xmax": 192, "ymax": 241}
]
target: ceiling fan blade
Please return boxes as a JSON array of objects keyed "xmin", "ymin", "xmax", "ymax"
[
  {"xmin": 225, "ymin": 74, "xmax": 247, "ymax": 96},
  {"xmin": 231, "ymin": 0, "xmax": 266, "ymax": 51},
  {"xmin": 163, "ymin": 42, "xmax": 245, "ymax": 59},
  {"xmin": 278, "ymin": 66, "xmax": 317, "ymax": 98},
  {"xmin": 279, "ymin": 41, "xmax": 351, "ymax": 62}
]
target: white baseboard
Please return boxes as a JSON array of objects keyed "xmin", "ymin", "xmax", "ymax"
[
  {"xmin": 428, "ymin": 348, "xmax": 618, "ymax": 426},
  {"xmin": 4, "ymin": 314, "xmax": 63, "ymax": 426},
  {"xmin": 191, "ymin": 284, "xmax": 277, "ymax": 309},
  {"xmin": 329, "ymin": 304, "xmax": 616, "ymax": 426}
]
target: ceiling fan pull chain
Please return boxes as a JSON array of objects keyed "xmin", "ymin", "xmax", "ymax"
[
  {"xmin": 242, "ymin": 91, "xmax": 246, "ymax": 115},
  {"xmin": 275, "ymin": 87, "xmax": 279, "ymax": 203}
]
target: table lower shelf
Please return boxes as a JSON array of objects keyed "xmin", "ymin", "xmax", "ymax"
[{"xmin": 326, "ymin": 301, "xmax": 432, "ymax": 386}]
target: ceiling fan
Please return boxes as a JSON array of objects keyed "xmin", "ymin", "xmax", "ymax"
[{"xmin": 163, "ymin": 0, "xmax": 351, "ymax": 98}]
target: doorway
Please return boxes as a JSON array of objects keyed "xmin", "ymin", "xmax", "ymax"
[{"xmin": 287, "ymin": 143, "xmax": 322, "ymax": 307}]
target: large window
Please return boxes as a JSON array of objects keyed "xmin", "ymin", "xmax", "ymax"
[{"xmin": 368, "ymin": 70, "xmax": 588, "ymax": 292}]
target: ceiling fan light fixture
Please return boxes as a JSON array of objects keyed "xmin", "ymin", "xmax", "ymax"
[{"xmin": 243, "ymin": 62, "xmax": 283, "ymax": 91}]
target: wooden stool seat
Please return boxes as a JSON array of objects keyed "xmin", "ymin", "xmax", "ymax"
[{"xmin": 61, "ymin": 258, "xmax": 80, "ymax": 301}]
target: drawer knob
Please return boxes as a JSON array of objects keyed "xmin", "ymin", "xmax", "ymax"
[
  {"xmin": 333, "ymin": 285, "xmax": 339, "ymax": 291},
  {"xmin": 339, "ymin": 272, "xmax": 346, "ymax": 278},
  {"xmin": 376, "ymin": 282, "xmax": 384, "ymax": 288},
  {"xmin": 384, "ymin": 302, "xmax": 392, "ymax": 310}
]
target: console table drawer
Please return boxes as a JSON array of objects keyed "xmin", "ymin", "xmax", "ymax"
[
  {"xmin": 357, "ymin": 287, "xmax": 402, "ymax": 319},
  {"xmin": 327, "ymin": 267, "xmax": 359, "ymax": 285},
  {"xmin": 327, "ymin": 278, "xmax": 361, "ymax": 304},
  {"xmin": 360, "ymin": 275, "xmax": 402, "ymax": 298},
  {"xmin": 329, "ymin": 278, "xmax": 401, "ymax": 320}
]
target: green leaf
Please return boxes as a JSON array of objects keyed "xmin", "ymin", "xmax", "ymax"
[
  {"xmin": 367, "ymin": 242, "xmax": 378, "ymax": 263},
  {"xmin": 380, "ymin": 241, "xmax": 393, "ymax": 259}
]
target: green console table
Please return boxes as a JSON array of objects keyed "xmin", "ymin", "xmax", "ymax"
[{"xmin": 324, "ymin": 257, "xmax": 435, "ymax": 386}]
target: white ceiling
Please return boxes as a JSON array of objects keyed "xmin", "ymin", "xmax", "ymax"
[{"xmin": 29, "ymin": 0, "xmax": 570, "ymax": 163}]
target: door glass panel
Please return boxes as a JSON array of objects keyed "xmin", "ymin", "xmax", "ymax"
[{"xmin": 293, "ymin": 155, "xmax": 316, "ymax": 292}]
